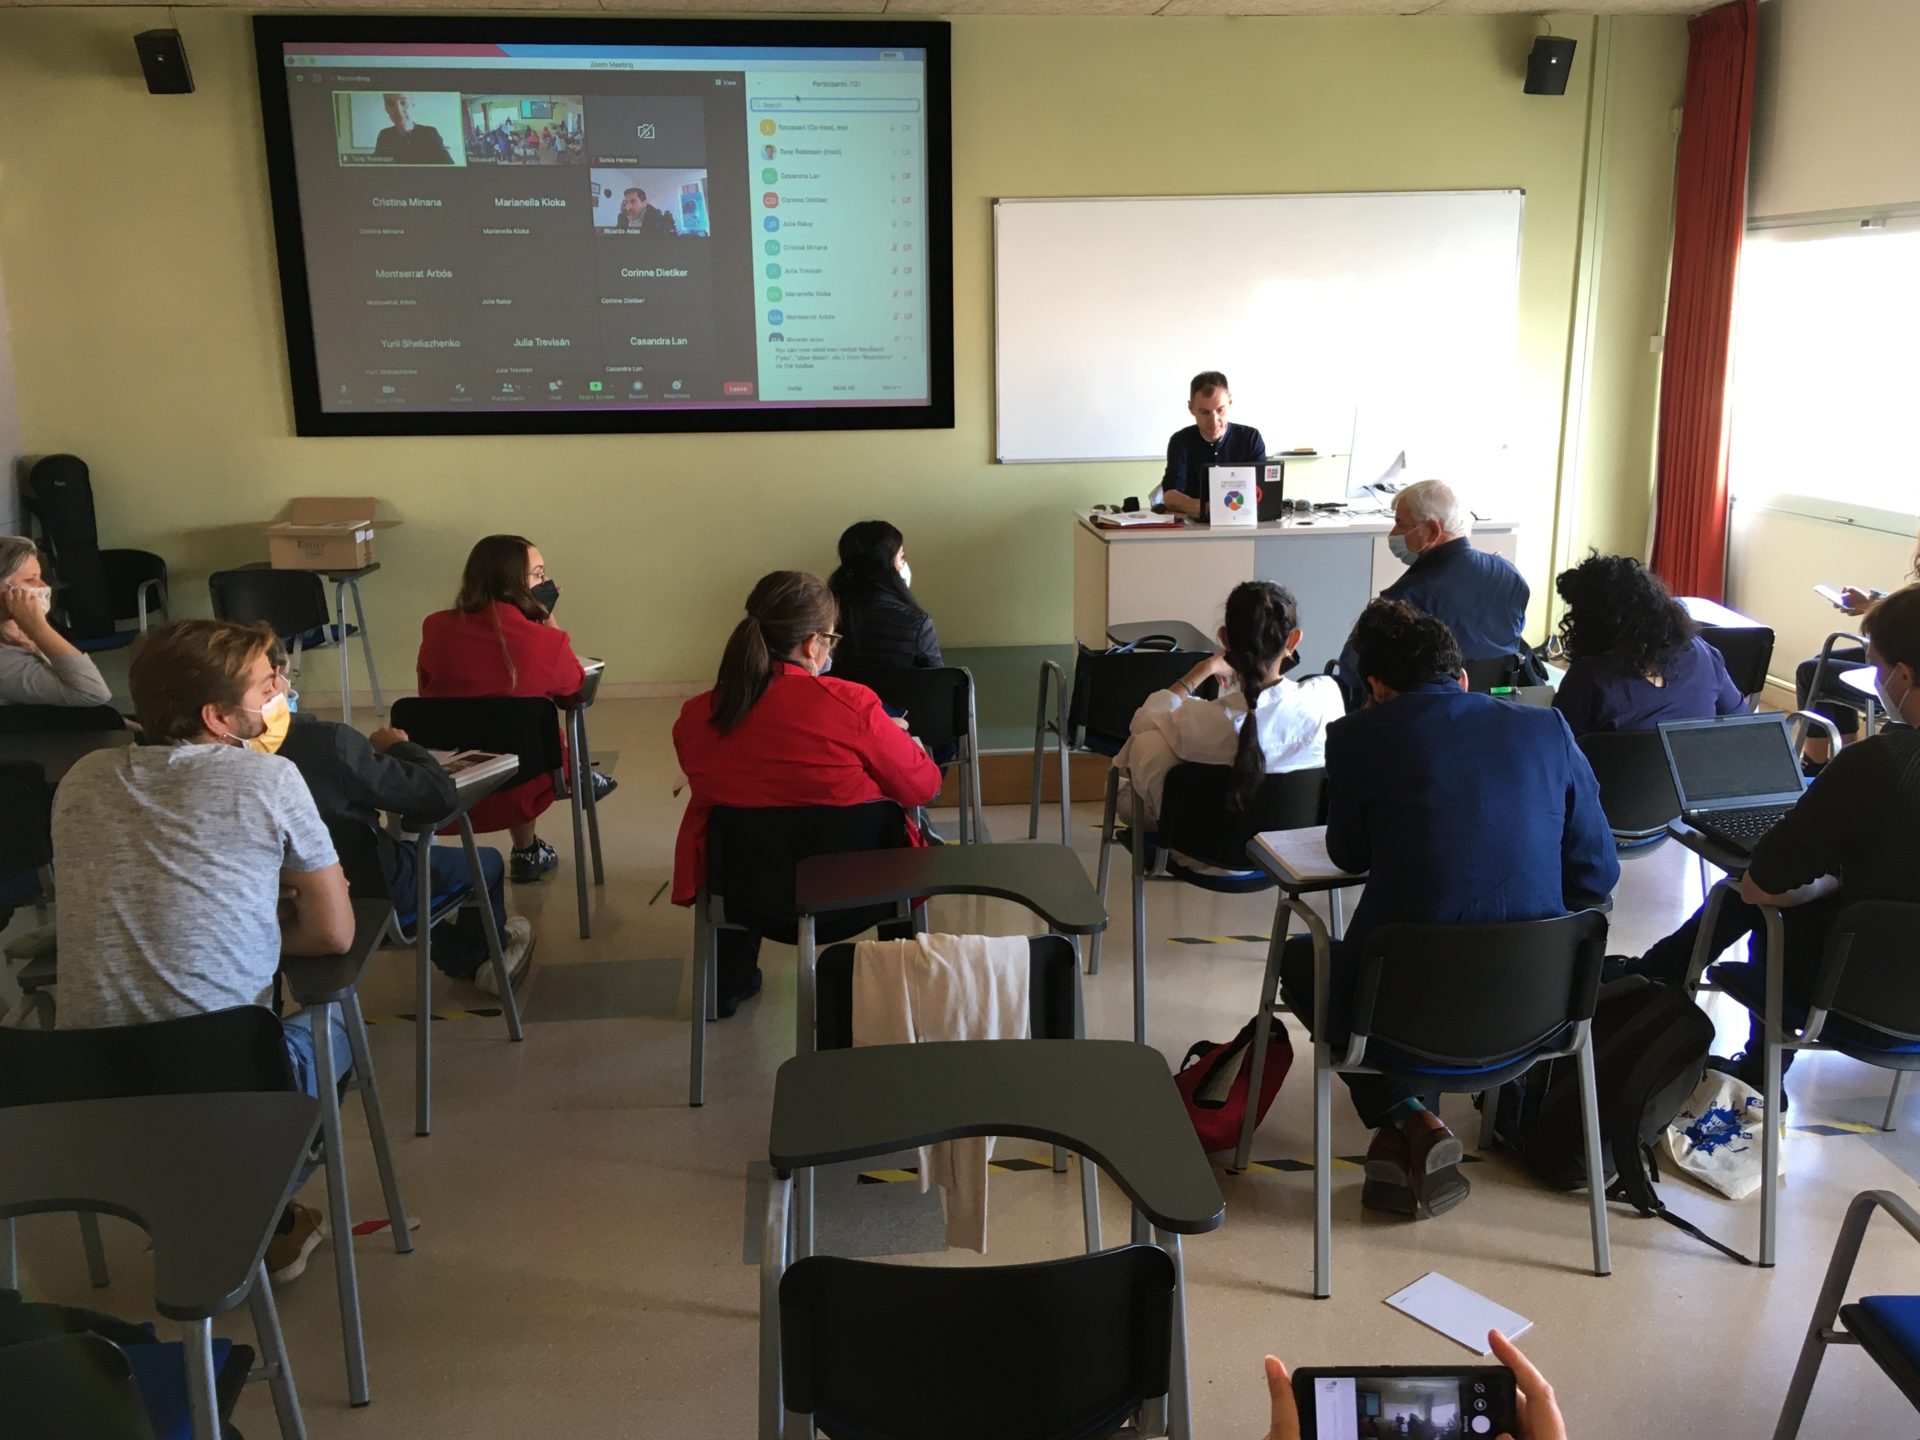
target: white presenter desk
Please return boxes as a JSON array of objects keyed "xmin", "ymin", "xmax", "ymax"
[{"xmin": 1074, "ymin": 510, "xmax": 1520, "ymax": 674}]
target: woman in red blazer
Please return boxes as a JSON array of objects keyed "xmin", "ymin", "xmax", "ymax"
[
  {"xmin": 673, "ymin": 570, "xmax": 941, "ymax": 1016},
  {"xmin": 418, "ymin": 535, "xmax": 596, "ymax": 883}
]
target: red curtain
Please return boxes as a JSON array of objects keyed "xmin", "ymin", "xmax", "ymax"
[{"xmin": 1648, "ymin": 0, "xmax": 1758, "ymax": 601}]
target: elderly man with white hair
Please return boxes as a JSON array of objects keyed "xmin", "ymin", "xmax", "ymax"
[{"xmin": 1335, "ymin": 479, "xmax": 1537, "ymax": 702}]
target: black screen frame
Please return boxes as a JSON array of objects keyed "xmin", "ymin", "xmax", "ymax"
[{"xmin": 252, "ymin": 14, "xmax": 954, "ymax": 438}]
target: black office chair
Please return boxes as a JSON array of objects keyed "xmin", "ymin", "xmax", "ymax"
[
  {"xmin": 779, "ymin": 1245, "xmax": 1175, "ymax": 1440},
  {"xmin": 1028, "ymin": 636, "xmax": 1209, "ymax": 845},
  {"xmin": 0, "ymin": 703, "xmax": 126, "ymax": 736},
  {"xmin": 1281, "ymin": 909, "xmax": 1612, "ymax": 1297},
  {"xmin": 1798, "ymin": 629, "xmax": 1875, "ymax": 747},
  {"xmin": 209, "ymin": 568, "xmax": 335, "ymax": 676},
  {"xmin": 390, "ymin": 694, "xmax": 602, "ymax": 940},
  {"xmin": 1462, "ymin": 652, "xmax": 1542, "ymax": 692},
  {"xmin": 1091, "ymin": 762, "xmax": 1325, "ymax": 1049},
  {"xmin": 1576, "ymin": 730, "xmax": 1681, "ymax": 849},
  {"xmin": 22, "ymin": 455, "xmax": 169, "ymax": 654},
  {"xmin": 0, "ymin": 1329, "xmax": 267, "ymax": 1440},
  {"xmin": 1702, "ymin": 900, "xmax": 1920, "ymax": 1265},
  {"xmin": 689, "ymin": 802, "xmax": 913, "ymax": 1106},
  {"xmin": 1696, "ymin": 623, "xmax": 1775, "ymax": 706},
  {"xmin": 832, "ymin": 662, "xmax": 988, "ymax": 843}
]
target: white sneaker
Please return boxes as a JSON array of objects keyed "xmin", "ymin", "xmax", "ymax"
[{"xmin": 474, "ymin": 918, "xmax": 535, "ymax": 996}]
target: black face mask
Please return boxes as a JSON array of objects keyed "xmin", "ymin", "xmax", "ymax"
[{"xmin": 530, "ymin": 580, "xmax": 560, "ymax": 614}]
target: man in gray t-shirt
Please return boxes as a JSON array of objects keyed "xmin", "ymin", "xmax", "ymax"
[{"xmin": 50, "ymin": 619, "xmax": 356, "ymax": 1282}]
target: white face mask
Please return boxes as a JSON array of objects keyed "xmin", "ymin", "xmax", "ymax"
[
  {"xmin": 898, "ymin": 559, "xmax": 913, "ymax": 588},
  {"xmin": 1876, "ymin": 665, "xmax": 1912, "ymax": 724}
]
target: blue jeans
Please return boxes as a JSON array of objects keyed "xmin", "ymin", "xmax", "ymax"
[
  {"xmin": 387, "ymin": 842, "xmax": 509, "ymax": 978},
  {"xmin": 282, "ymin": 1006, "xmax": 353, "ymax": 1188}
]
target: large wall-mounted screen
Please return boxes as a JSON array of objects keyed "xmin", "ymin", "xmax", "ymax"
[{"xmin": 254, "ymin": 18, "xmax": 952, "ymax": 436}]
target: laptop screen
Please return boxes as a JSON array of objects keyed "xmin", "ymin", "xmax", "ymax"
[{"xmin": 1663, "ymin": 717, "xmax": 1804, "ymax": 809}]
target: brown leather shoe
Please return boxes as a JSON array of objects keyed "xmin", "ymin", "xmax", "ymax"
[
  {"xmin": 1405, "ymin": 1112, "xmax": 1471, "ymax": 1218},
  {"xmin": 1361, "ymin": 1125, "xmax": 1418, "ymax": 1215}
]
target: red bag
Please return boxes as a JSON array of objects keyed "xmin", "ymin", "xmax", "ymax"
[{"xmin": 1175, "ymin": 1018, "xmax": 1293, "ymax": 1153}]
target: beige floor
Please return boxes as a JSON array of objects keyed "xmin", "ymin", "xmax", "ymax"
[{"xmin": 8, "ymin": 695, "xmax": 1917, "ymax": 1437}]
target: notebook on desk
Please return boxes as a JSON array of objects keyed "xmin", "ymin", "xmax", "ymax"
[
  {"xmin": 427, "ymin": 749, "xmax": 520, "ymax": 792},
  {"xmin": 1656, "ymin": 714, "xmax": 1806, "ymax": 859}
]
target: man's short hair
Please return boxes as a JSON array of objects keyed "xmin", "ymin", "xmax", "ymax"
[
  {"xmin": 1396, "ymin": 479, "xmax": 1470, "ymax": 537},
  {"xmin": 130, "ymin": 619, "xmax": 275, "ymax": 744},
  {"xmin": 1189, "ymin": 370, "xmax": 1230, "ymax": 400},
  {"xmin": 624, "ymin": 187, "xmax": 646, "ymax": 202},
  {"xmin": 1347, "ymin": 598, "xmax": 1463, "ymax": 693},
  {"xmin": 1863, "ymin": 582, "xmax": 1920, "ymax": 675},
  {"xmin": 382, "ymin": 92, "xmax": 405, "ymax": 105}
]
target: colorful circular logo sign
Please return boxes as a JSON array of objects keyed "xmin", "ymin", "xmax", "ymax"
[{"xmin": 1222, "ymin": 490, "xmax": 1247, "ymax": 512}]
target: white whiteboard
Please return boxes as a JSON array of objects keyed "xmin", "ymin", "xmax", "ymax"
[{"xmin": 993, "ymin": 190, "xmax": 1524, "ymax": 490}]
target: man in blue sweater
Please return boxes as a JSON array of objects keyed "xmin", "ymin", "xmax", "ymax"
[
  {"xmin": 1152, "ymin": 370, "xmax": 1266, "ymax": 519},
  {"xmin": 1283, "ymin": 599, "xmax": 1618, "ymax": 1219},
  {"xmin": 1336, "ymin": 480, "xmax": 1538, "ymax": 702}
]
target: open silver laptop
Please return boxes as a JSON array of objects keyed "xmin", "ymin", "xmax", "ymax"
[{"xmin": 1656, "ymin": 713, "xmax": 1806, "ymax": 858}]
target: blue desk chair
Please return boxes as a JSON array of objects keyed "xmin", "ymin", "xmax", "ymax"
[
  {"xmin": 1775, "ymin": 1189, "xmax": 1920, "ymax": 1438},
  {"xmin": 1696, "ymin": 898, "xmax": 1920, "ymax": 1267},
  {"xmin": 1091, "ymin": 761, "xmax": 1325, "ymax": 1049},
  {"xmin": 1280, "ymin": 908, "xmax": 1613, "ymax": 1298}
]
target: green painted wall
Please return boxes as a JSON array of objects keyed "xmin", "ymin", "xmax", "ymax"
[{"xmin": 0, "ymin": 9, "xmax": 1686, "ymax": 691}]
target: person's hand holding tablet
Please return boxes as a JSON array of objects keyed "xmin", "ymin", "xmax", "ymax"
[{"xmin": 1260, "ymin": 1330, "xmax": 1566, "ymax": 1440}]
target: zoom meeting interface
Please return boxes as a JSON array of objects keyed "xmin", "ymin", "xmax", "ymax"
[
  {"xmin": 276, "ymin": 43, "xmax": 930, "ymax": 413},
  {"xmin": 1310, "ymin": 1375, "xmax": 1497, "ymax": 1440}
]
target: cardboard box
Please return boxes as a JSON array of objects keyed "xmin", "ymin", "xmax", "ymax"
[{"xmin": 265, "ymin": 497, "xmax": 397, "ymax": 572}]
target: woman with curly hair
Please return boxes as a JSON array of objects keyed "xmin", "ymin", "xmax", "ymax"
[{"xmin": 1550, "ymin": 553, "xmax": 1745, "ymax": 737}]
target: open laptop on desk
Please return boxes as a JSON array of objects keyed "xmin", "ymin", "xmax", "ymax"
[{"xmin": 1657, "ymin": 714, "xmax": 1806, "ymax": 858}]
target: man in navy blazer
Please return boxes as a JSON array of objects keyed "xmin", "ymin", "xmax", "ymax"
[
  {"xmin": 1282, "ymin": 599, "xmax": 1618, "ymax": 1219},
  {"xmin": 1336, "ymin": 480, "xmax": 1539, "ymax": 701}
]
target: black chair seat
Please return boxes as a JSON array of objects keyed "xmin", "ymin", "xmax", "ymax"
[
  {"xmin": 1842, "ymin": 1297, "xmax": 1920, "ymax": 1410},
  {"xmin": 1577, "ymin": 729, "xmax": 1681, "ymax": 843},
  {"xmin": 1708, "ymin": 962, "xmax": 1920, "ymax": 1066}
]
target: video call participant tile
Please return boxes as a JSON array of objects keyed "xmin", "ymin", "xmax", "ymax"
[
  {"xmin": 598, "ymin": 309, "xmax": 720, "ymax": 398},
  {"xmin": 584, "ymin": 94, "xmax": 707, "ymax": 169},
  {"xmin": 469, "ymin": 170, "xmax": 591, "ymax": 242},
  {"xmin": 589, "ymin": 167, "xmax": 712, "ymax": 239},
  {"xmin": 332, "ymin": 91, "xmax": 465, "ymax": 169},
  {"xmin": 593, "ymin": 237, "xmax": 715, "ymax": 310},
  {"xmin": 472, "ymin": 236, "xmax": 600, "ymax": 314},
  {"xmin": 337, "ymin": 169, "xmax": 469, "ymax": 247},
  {"xmin": 476, "ymin": 308, "xmax": 602, "ymax": 382},
  {"xmin": 462, "ymin": 93, "xmax": 586, "ymax": 167}
]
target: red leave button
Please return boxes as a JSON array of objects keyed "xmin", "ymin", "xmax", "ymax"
[{"xmin": 723, "ymin": 381, "xmax": 755, "ymax": 397}]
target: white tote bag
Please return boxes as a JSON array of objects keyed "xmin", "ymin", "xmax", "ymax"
[{"xmin": 1661, "ymin": 1069, "xmax": 1779, "ymax": 1201}]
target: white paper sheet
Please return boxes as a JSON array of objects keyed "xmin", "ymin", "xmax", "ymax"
[{"xmin": 1383, "ymin": 1272, "xmax": 1532, "ymax": 1356}]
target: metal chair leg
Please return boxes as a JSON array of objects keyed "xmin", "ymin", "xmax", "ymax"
[
  {"xmin": 795, "ymin": 914, "xmax": 817, "ymax": 1260},
  {"xmin": 344, "ymin": 995, "xmax": 411, "ymax": 1255},
  {"xmin": 575, "ymin": 707, "xmax": 605, "ymax": 886},
  {"xmin": 967, "ymin": 728, "xmax": 990, "ymax": 845},
  {"xmin": 1161, "ymin": 1230, "xmax": 1192, "ymax": 1440},
  {"xmin": 249, "ymin": 1259, "xmax": 308, "ymax": 1440},
  {"xmin": 1574, "ymin": 1037, "xmax": 1612, "ymax": 1276},
  {"xmin": 78, "ymin": 1211, "xmax": 109, "ymax": 1288},
  {"xmin": 345, "ymin": 579, "xmax": 385, "ymax": 716},
  {"xmin": 1884, "ymin": 1071, "xmax": 1907, "ymax": 1133},
  {"xmin": 1233, "ymin": 916, "xmax": 1288, "ymax": 1173},
  {"xmin": 1130, "ymin": 789, "xmax": 1148, "ymax": 1046},
  {"xmin": 1088, "ymin": 767, "xmax": 1118, "ymax": 976},
  {"xmin": 759, "ymin": 1174, "xmax": 792, "ymax": 1440},
  {"xmin": 333, "ymin": 582, "xmax": 354, "ymax": 727},
  {"xmin": 184, "ymin": 1316, "xmax": 220, "ymax": 1440},
  {"xmin": 1055, "ymin": 683, "xmax": 1072, "ymax": 848},
  {"xmin": 569, "ymin": 729, "xmax": 591, "ymax": 940},
  {"xmin": 311, "ymin": 999, "xmax": 370, "ymax": 1406},
  {"xmin": 1, "ymin": 1218, "xmax": 14, "ymax": 1292},
  {"xmin": 689, "ymin": 906, "xmax": 709, "ymax": 1107},
  {"xmin": 1028, "ymin": 664, "xmax": 1052, "ymax": 840},
  {"xmin": 1314, "ymin": 1043, "xmax": 1334, "ymax": 1299},
  {"xmin": 1479, "ymin": 1086, "xmax": 1501, "ymax": 1152},
  {"xmin": 1080, "ymin": 1154, "xmax": 1102, "ymax": 1253},
  {"xmin": 1761, "ymin": 906, "xmax": 1786, "ymax": 1268},
  {"xmin": 414, "ymin": 839, "xmax": 434, "ymax": 1138},
  {"xmin": 459, "ymin": 822, "xmax": 523, "ymax": 1042}
]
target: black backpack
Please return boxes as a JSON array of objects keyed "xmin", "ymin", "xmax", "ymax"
[{"xmin": 1495, "ymin": 976, "xmax": 1754, "ymax": 1264}]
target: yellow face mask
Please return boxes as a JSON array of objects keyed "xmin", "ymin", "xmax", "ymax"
[{"xmin": 246, "ymin": 692, "xmax": 293, "ymax": 755}]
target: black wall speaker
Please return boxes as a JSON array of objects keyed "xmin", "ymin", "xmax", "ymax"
[
  {"xmin": 134, "ymin": 29, "xmax": 194, "ymax": 95},
  {"xmin": 1524, "ymin": 36, "xmax": 1577, "ymax": 96}
]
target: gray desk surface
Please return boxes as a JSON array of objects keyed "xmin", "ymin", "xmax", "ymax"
[
  {"xmin": 0, "ymin": 728, "xmax": 133, "ymax": 785},
  {"xmin": 795, "ymin": 843, "xmax": 1107, "ymax": 934},
  {"xmin": 1107, "ymin": 620, "xmax": 1214, "ymax": 654},
  {"xmin": 1666, "ymin": 817, "xmax": 1751, "ymax": 876},
  {"xmin": 279, "ymin": 897, "xmax": 394, "ymax": 1007},
  {"xmin": 0, "ymin": 1093, "xmax": 319, "ymax": 1320},
  {"xmin": 769, "ymin": 1041, "xmax": 1224, "ymax": 1234}
]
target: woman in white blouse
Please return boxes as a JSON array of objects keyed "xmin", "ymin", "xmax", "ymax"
[
  {"xmin": 1116, "ymin": 580, "xmax": 1344, "ymax": 830},
  {"xmin": 0, "ymin": 536, "xmax": 113, "ymax": 708}
]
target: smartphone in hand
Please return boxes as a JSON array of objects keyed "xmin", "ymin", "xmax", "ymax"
[
  {"xmin": 1814, "ymin": 584, "xmax": 1847, "ymax": 609},
  {"xmin": 1291, "ymin": 1366, "xmax": 1517, "ymax": 1439}
]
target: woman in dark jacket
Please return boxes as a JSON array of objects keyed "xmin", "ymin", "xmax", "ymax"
[{"xmin": 827, "ymin": 520, "xmax": 943, "ymax": 671}]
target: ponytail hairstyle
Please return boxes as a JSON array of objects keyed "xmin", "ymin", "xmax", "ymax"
[
  {"xmin": 828, "ymin": 520, "xmax": 921, "ymax": 644},
  {"xmin": 454, "ymin": 534, "xmax": 546, "ymax": 689},
  {"xmin": 1221, "ymin": 580, "xmax": 1300, "ymax": 813},
  {"xmin": 710, "ymin": 571, "xmax": 838, "ymax": 735}
]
